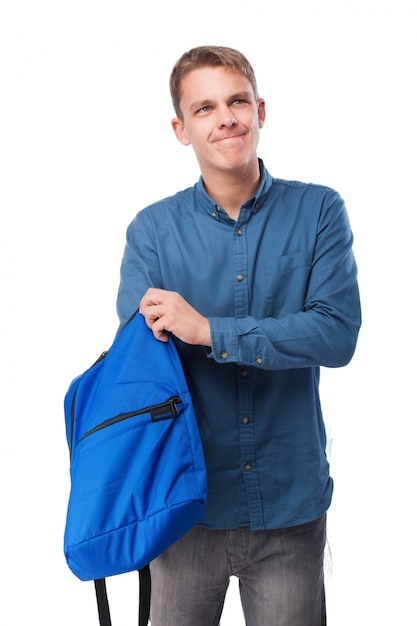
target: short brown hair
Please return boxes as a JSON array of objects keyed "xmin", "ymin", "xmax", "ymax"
[{"xmin": 170, "ymin": 45, "xmax": 259, "ymax": 119}]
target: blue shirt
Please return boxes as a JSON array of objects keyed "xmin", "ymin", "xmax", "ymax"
[{"xmin": 116, "ymin": 160, "xmax": 361, "ymax": 530}]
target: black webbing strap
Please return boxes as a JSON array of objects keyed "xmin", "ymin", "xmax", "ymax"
[
  {"xmin": 94, "ymin": 578, "xmax": 112, "ymax": 626},
  {"xmin": 94, "ymin": 565, "xmax": 151, "ymax": 626},
  {"xmin": 139, "ymin": 566, "xmax": 151, "ymax": 626}
]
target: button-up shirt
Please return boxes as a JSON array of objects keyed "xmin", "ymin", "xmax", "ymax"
[{"xmin": 116, "ymin": 160, "xmax": 361, "ymax": 530}]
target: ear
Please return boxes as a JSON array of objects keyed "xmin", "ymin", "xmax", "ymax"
[
  {"xmin": 171, "ymin": 118, "xmax": 191, "ymax": 146},
  {"xmin": 257, "ymin": 99, "xmax": 266, "ymax": 129}
]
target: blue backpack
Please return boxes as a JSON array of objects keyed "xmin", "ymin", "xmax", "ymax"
[{"xmin": 63, "ymin": 310, "xmax": 207, "ymax": 625}]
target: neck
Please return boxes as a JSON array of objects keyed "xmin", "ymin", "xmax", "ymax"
[{"xmin": 201, "ymin": 160, "xmax": 261, "ymax": 221}]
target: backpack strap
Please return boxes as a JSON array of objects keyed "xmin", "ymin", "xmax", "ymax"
[
  {"xmin": 139, "ymin": 566, "xmax": 151, "ymax": 626},
  {"xmin": 94, "ymin": 578, "xmax": 112, "ymax": 626},
  {"xmin": 94, "ymin": 566, "xmax": 151, "ymax": 626}
]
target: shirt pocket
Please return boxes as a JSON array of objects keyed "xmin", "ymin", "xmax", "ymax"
[{"xmin": 262, "ymin": 252, "xmax": 313, "ymax": 316}]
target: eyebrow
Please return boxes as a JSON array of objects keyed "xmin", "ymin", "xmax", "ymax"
[
  {"xmin": 188, "ymin": 99, "xmax": 213, "ymax": 113},
  {"xmin": 188, "ymin": 91, "xmax": 253, "ymax": 113}
]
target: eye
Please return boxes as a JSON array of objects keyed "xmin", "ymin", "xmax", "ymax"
[{"xmin": 197, "ymin": 105, "xmax": 212, "ymax": 114}]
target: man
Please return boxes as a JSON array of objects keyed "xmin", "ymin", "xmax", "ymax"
[{"xmin": 116, "ymin": 46, "xmax": 361, "ymax": 626}]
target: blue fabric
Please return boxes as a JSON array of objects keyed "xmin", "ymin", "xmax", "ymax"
[
  {"xmin": 64, "ymin": 311, "xmax": 207, "ymax": 581},
  {"xmin": 116, "ymin": 160, "xmax": 361, "ymax": 530}
]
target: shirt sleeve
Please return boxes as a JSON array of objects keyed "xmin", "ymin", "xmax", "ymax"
[
  {"xmin": 116, "ymin": 210, "xmax": 163, "ymax": 332},
  {"xmin": 208, "ymin": 192, "xmax": 361, "ymax": 370}
]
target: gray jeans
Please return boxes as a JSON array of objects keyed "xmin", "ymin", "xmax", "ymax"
[{"xmin": 149, "ymin": 514, "xmax": 327, "ymax": 626}]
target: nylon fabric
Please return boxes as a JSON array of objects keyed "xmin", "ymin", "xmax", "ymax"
[{"xmin": 63, "ymin": 310, "xmax": 207, "ymax": 582}]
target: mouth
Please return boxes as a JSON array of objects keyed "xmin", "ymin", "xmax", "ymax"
[{"xmin": 212, "ymin": 133, "xmax": 245, "ymax": 143}]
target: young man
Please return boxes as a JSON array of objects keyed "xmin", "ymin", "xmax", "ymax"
[{"xmin": 116, "ymin": 46, "xmax": 361, "ymax": 626}]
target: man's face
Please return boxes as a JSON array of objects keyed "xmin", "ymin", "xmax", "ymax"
[{"xmin": 171, "ymin": 66, "xmax": 265, "ymax": 176}]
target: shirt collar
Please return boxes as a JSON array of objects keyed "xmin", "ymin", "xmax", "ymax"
[{"xmin": 195, "ymin": 159, "xmax": 273, "ymax": 221}]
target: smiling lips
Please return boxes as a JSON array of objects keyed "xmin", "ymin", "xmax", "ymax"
[{"xmin": 212, "ymin": 132, "xmax": 246, "ymax": 143}]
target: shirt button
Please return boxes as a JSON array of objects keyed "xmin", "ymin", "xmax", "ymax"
[
  {"xmin": 236, "ymin": 274, "xmax": 244, "ymax": 282},
  {"xmin": 236, "ymin": 228, "xmax": 243, "ymax": 236},
  {"xmin": 242, "ymin": 417, "xmax": 250, "ymax": 425},
  {"xmin": 240, "ymin": 369, "xmax": 248, "ymax": 377},
  {"xmin": 220, "ymin": 351, "xmax": 228, "ymax": 359},
  {"xmin": 255, "ymin": 357, "xmax": 263, "ymax": 365},
  {"xmin": 244, "ymin": 463, "xmax": 252, "ymax": 471}
]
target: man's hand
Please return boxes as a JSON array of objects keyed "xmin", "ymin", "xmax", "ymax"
[{"xmin": 139, "ymin": 288, "xmax": 212, "ymax": 346}]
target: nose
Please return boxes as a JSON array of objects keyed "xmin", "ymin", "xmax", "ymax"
[{"xmin": 218, "ymin": 108, "xmax": 237, "ymax": 128}]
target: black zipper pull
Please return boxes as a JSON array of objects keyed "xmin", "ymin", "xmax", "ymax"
[{"xmin": 151, "ymin": 396, "xmax": 182, "ymax": 422}]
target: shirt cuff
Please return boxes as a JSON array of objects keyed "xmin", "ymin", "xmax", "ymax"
[{"xmin": 207, "ymin": 316, "xmax": 239, "ymax": 363}]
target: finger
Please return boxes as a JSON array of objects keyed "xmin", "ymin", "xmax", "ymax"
[
  {"xmin": 153, "ymin": 329, "xmax": 169, "ymax": 343},
  {"xmin": 140, "ymin": 303, "xmax": 161, "ymax": 320},
  {"xmin": 150, "ymin": 318, "xmax": 169, "ymax": 343},
  {"xmin": 140, "ymin": 287, "xmax": 168, "ymax": 308}
]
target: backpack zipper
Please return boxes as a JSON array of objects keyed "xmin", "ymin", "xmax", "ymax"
[
  {"xmin": 77, "ymin": 395, "xmax": 182, "ymax": 444},
  {"xmin": 68, "ymin": 351, "xmax": 108, "ymax": 456}
]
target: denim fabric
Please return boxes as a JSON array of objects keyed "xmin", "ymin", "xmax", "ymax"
[
  {"xmin": 117, "ymin": 160, "xmax": 361, "ymax": 529},
  {"xmin": 150, "ymin": 515, "xmax": 327, "ymax": 626}
]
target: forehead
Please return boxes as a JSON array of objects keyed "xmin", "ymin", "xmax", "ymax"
[{"xmin": 180, "ymin": 66, "xmax": 254, "ymax": 107}]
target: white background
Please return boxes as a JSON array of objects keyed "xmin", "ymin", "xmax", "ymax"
[{"xmin": 1, "ymin": 1, "xmax": 416, "ymax": 624}]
